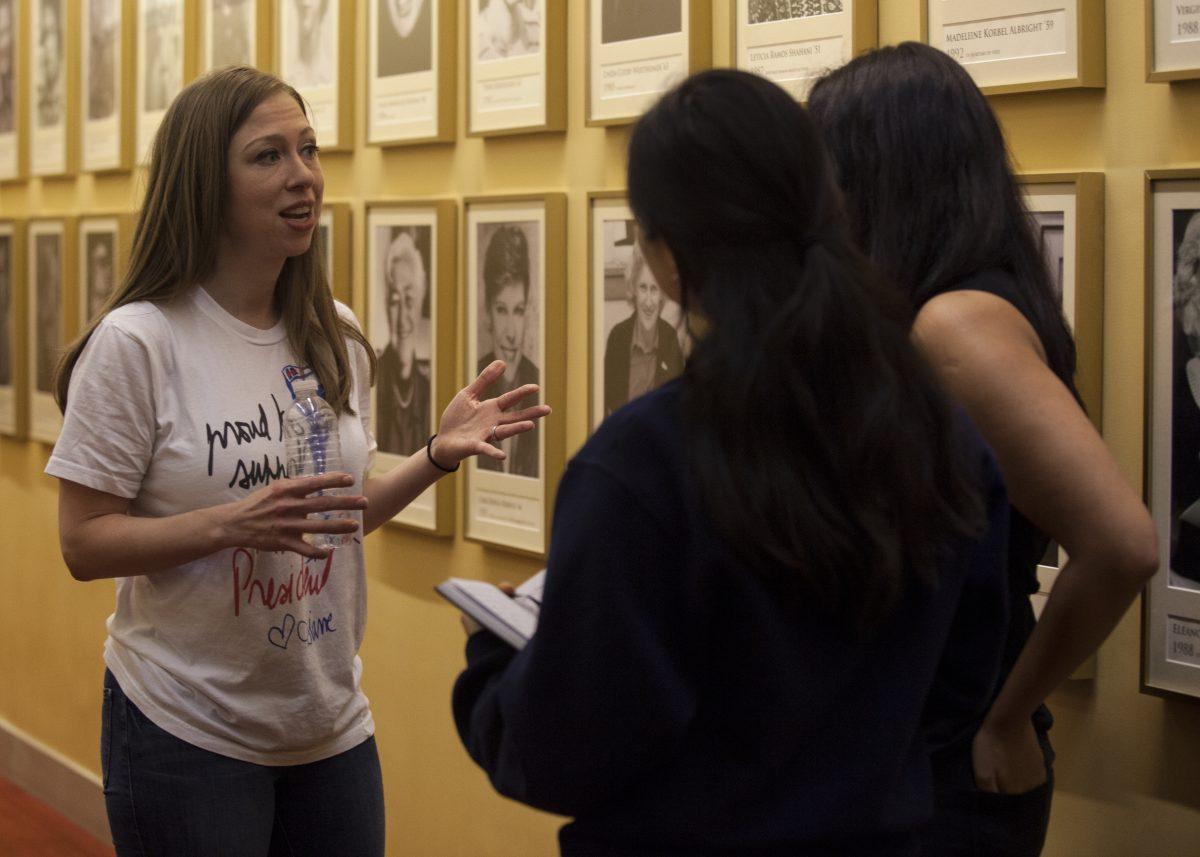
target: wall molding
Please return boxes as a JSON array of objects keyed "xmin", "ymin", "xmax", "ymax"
[{"xmin": 0, "ymin": 717, "xmax": 110, "ymax": 844}]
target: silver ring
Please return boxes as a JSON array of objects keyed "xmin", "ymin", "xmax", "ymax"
[{"xmin": 490, "ymin": 424, "xmax": 499, "ymax": 443}]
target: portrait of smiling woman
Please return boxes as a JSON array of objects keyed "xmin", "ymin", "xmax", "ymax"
[{"xmin": 44, "ymin": 66, "xmax": 547, "ymax": 857}]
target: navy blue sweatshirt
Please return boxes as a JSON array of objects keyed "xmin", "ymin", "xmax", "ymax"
[{"xmin": 453, "ymin": 381, "xmax": 1010, "ymax": 857}]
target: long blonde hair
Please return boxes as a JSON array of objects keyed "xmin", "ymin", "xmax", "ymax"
[{"xmin": 55, "ymin": 66, "xmax": 374, "ymax": 414}]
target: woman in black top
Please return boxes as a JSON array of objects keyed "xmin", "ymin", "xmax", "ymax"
[
  {"xmin": 810, "ymin": 42, "xmax": 1158, "ymax": 856},
  {"xmin": 452, "ymin": 69, "xmax": 1013, "ymax": 856}
]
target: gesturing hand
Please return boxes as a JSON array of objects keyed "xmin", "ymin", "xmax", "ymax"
[
  {"xmin": 216, "ymin": 473, "xmax": 367, "ymax": 559},
  {"xmin": 432, "ymin": 360, "xmax": 552, "ymax": 467}
]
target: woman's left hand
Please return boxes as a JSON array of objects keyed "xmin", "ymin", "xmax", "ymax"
[
  {"xmin": 432, "ymin": 360, "xmax": 551, "ymax": 468},
  {"xmin": 971, "ymin": 717, "xmax": 1047, "ymax": 795}
]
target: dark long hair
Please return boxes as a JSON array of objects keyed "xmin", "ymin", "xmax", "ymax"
[
  {"xmin": 808, "ymin": 42, "xmax": 1077, "ymax": 393},
  {"xmin": 628, "ymin": 69, "xmax": 985, "ymax": 632}
]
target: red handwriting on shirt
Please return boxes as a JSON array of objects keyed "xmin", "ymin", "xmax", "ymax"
[{"xmin": 231, "ymin": 549, "xmax": 333, "ymax": 617}]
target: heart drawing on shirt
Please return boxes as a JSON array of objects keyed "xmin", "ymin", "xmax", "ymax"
[{"xmin": 268, "ymin": 614, "xmax": 296, "ymax": 650}]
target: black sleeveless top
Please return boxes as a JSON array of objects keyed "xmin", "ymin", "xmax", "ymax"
[{"xmin": 932, "ymin": 269, "xmax": 1077, "ymax": 739}]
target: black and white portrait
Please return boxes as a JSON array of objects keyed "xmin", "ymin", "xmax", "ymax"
[
  {"xmin": 748, "ymin": 0, "xmax": 842, "ymax": 25},
  {"xmin": 476, "ymin": 221, "xmax": 539, "ymax": 477},
  {"xmin": 601, "ymin": 0, "xmax": 680, "ymax": 45},
  {"xmin": 599, "ymin": 219, "xmax": 685, "ymax": 418},
  {"xmin": 87, "ymin": 0, "xmax": 118, "ymax": 120},
  {"xmin": 378, "ymin": 0, "xmax": 431, "ymax": 77},
  {"xmin": 476, "ymin": 0, "xmax": 539, "ymax": 61},
  {"xmin": 1171, "ymin": 210, "xmax": 1200, "ymax": 589},
  {"xmin": 34, "ymin": 233, "xmax": 60, "ymax": 394},
  {"xmin": 85, "ymin": 232, "xmax": 115, "ymax": 322},
  {"xmin": 0, "ymin": 235, "xmax": 11, "ymax": 387},
  {"xmin": 1031, "ymin": 210, "xmax": 1065, "ymax": 306},
  {"xmin": 208, "ymin": 0, "xmax": 253, "ymax": 69},
  {"xmin": 286, "ymin": 0, "xmax": 334, "ymax": 88},
  {"xmin": 371, "ymin": 225, "xmax": 432, "ymax": 457},
  {"xmin": 36, "ymin": 0, "xmax": 63, "ymax": 127},
  {"xmin": 144, "ymin": 0, "xmax": 182, "ymax": 112},
  {"xmin": 0, "ymin": 0, "xmax": 14, "ymax": 134}
]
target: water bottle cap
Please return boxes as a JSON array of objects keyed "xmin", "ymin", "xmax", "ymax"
[{"xmin": 293, "ymin": 377, "xmax": 320, "ymax": 398}]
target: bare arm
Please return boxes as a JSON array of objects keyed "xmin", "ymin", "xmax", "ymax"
[
  {"xmin": 361, "ymin": 360, "xmax": 551, "ymax": 534},
  {"xmin": 59, "ymin": 473, "xmax": 366, "ymax": 581},
  {"xmin": 913, "ymin": 291, "xmax": 1158, "ymax": 792}
]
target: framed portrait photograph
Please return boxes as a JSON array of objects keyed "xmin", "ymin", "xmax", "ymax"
[
  {"xmin": 1145, "ymin": 170, "xmax": 1200, "ymax": 700},
  {"xmin": 30, "ymin": 0, "xmax": 71, "ymax": 176},
  {"xmin": 922, "ymin": 0, "xmax": 1105, "ymax": 94},
  {"xmin": 137, "ymin": 0, "xmax": 187, "ymax": 164},
  {"xmin": 368, "ymin": 0, "xmax": 454, "ymax": 145},
  {"xmin": 365, "ymin": 200, "xmax": 456, "ymax": 533},
  {"xmin": 467, "ymin": 0, "xmax": 565, "ymax": 136},
  {"xmin": 587, "ymin": 0, "xmax": 710, "ymax": 125},
  {"xmin": 463, "ymin": 195, "xmax": 565, "ymax": 555},
  {"xmin": 77, "ymin": 215, "xmax": 131, "ymax": 330},
  {"xmin": 733, "ymin": 0, "xmax": 876, "ymax": 101},
  {"xmin": 1020, "ymin": 173, "xmax": 1104, "ymax": 678},
  {"xmin": 0, "ymin": 0, "xmax": 21, "ymax": 181},
  {"xmin": 588, "ymin": 193, "xmax": 689, "ymax": 430},
  {"xmin": 82, "ymin": 0, "xmax": 135, "ymax": 172},
  {"xmin": 0, "ymin": 220, "xmax": 22, "ymax": 436},
  {"xmin": 1147, "ymin": 0, "xmax": 1200, "ymax": 81},
  {"xmin": 317, "ymin": 201, "xmax": 350, "ymax": 305},
  {"xmin": 27, "ymin": 218, "xmax": 74, "ymax": 445},
  {"xmin": 276, "ymin": 0, "xmax": 353, "ymax": 150},
  {"xmin": 201, "ymin": 0, "xmax": 269, "ymax": 72}
]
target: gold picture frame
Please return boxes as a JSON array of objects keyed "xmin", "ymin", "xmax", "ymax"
[
  {"xmin": 26, "ymin": 216, "xmax": 75, "ymax": 445},
  {"xmin": 81, "ymin": 0, "xmax": 136, "ymax": 173},
  {"xmin": 462, "ymin": 193, "xmax": 565, "ymax": 556},
  {"xmin": 77, "ymin": 213, "xmax": 132, "ymax": 331},
  {"xmin": 29, "ymin": 0, "xmax": 76, "ymax": 177},
  {"xmin": 466, "ymin": 0, "xmax": 565, "ymax": 137},
  {"xmin": 585, "ymin": 0, "xmax": 710, "ymax": 126},
  {"xmin": 731, "ymin": 0, "xmax": 877, "ymax": 101},
  {"xmin": 0, "ymin": 219, "xmax": 25, "ymax": 437},
  {"xmin": 1143, "ymin": 168, "xmax": 1200, "ymax": 701},
  {"xmin": 197, "ymin": 0, "xmax": 272, "ymax": 73},
  {"xmin": 367, "ymin": 0, "xmax": 455, "ymax": 145},
  {"xmin": 0, "ymin": 0, "xmax": 26, "ymax": 182},
  {"xmin": 317, "ymin": 199, "xmax": 351, "ymax": 305},
  {"xmin": 275, "ymin": 0, "xmax": 354, "ymax": 151},
  {"xmin": 921, "ymin": 0, "xmax": 1105, "ymax": 95},
  {"xmin": 1019, "ymin": 171, "xmax": 1104, "ymax": 680},
  {"xmin": 364, "ymin": 198, "xmax": 457, "ymax": 534},
  {"xmin": 1146, "ymin": 0, "xmax": 1200, "ymax": 82},
  {"xmin": 136, "ymin": 0, "xmax": 198, "ymax": 165}
]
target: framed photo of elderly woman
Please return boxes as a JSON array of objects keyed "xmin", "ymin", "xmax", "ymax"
[
  {"xmin": 317, "ymin": 201, "xmax": 350, "ymax": 304},
  {"xmin": 367, "ymin": 0, "xmax": 455, "ymax": 145},
  {"xmin": 200, "ymin": 0, "xmax": 270, "ymax": 73},
  {"xmin": 30, "ymin": 0, "xmax": 73, "ymax": 176},
  {"xmin": 82, "ymin": 0, "xmax": 135, "ymax": 172},
  {"xmin": 27, "ymin": 218, "xmax": 75, "ymax": 445},
  {"xmin": 0, "ymin": 0, "xmax": 24, "ymax": 181},
  {"xmin": 586, "ymin": 0, "xmax": 710, "ymax": 125},
  {"xmin": 276, "ymin": 0, "xmax": 353, "ymax": 150},
  {"xmin": 137, "ymin": 0, "xmax": 191, "ymax": 164},
  {"xmin": 733, "ymin": 0, "xmax": 876, "ymax": 101},
  {"xmin": 588, "ymin": 192, "xmax": 689, "ymax": 430},
  {"xmin": 1147, "ymin": 0, "xmax": 1200, "ymax": 81},
  {"xmin": 1145, "ymin": 170, "xmax": 1200, "ymax": 700},
  {"xmin": 0, "ymin": 220, "xmax": 23, "ymax": 436},
  {"xmin": 463, "ymin": 194, "xmax": 565, "ymax": 555},
  {"xmin": 467, "ymin": 0, "xmax": 565, "ymax": 136},
  {"xmin": 920, "ymin": 0, "xmax": 1105, "ymax": 95},
  {"xmin": 77, "ymin": 215, "xmax": 131, "ymax": 330},
  {"xmin": 365, "ymin": 200, "xmax": 456, "ymax": 533}
]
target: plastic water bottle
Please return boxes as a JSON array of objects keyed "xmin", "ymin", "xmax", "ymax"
[{"xmin": 283, "ymin": 377, "xmax": 354, "ymax": 548}]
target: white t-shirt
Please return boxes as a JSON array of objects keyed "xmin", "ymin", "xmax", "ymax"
[{"xmin": 46, "ymin": 286, "xmax": 377, "ymax": 766}]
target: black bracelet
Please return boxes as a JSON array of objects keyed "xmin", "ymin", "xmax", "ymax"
[{"xmin": 426, "ymin": 434, "xmax": 459, "ymax": 473}]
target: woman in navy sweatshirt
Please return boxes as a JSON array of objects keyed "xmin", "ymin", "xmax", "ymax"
[{"xmin": 453, "ymin": 69, "xmax": 1011, "ymax": 857}]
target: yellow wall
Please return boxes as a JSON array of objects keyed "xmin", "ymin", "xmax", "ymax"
[{"xmin": 2, "ymin": 1, "xmax": 1200, "ymax": 854}]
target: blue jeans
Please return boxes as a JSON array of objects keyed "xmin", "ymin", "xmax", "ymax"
[{"xmin": 101, "ymin": 669, "xmax": 385, "ymax": 857}]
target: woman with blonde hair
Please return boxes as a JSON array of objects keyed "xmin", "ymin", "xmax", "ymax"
[{"xmin": 47, "ymin": 66, "xmax": 547, "ymax": 856}]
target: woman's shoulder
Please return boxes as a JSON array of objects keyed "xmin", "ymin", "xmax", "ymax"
[
  {"xmin": 94, "ymin": 301, "xmax": 172, "ymax": 345},
  {"xmin": 576, "ymin": 381, "xmax": 684, "ymax": 476}
]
